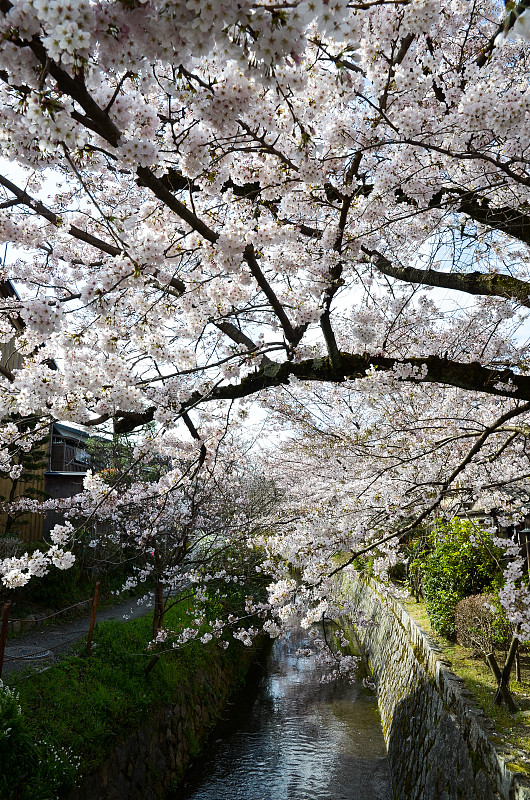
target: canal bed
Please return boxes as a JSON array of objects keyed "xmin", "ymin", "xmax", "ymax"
[{"xmin": 172, "ymin": 623, "xmax": 392, "ymax": 800}]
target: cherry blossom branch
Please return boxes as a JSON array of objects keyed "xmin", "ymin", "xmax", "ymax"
[
  {"xmin": 363, "ymin": 245, "xmax": 530, "ymax": 308},
  {"xmin": 379, "ymin": 32, "xmax": 415, "ymax": 113},
  {"xmin": 0, "ymin": 174, "xmax": 121, "ymax": 257},
  {"xmin": 237, "ymin": 121, "xmax": 299, "ymax": 172},
  {"xmin": 111, "ymin": 353, "xmax": 530, "ymax": 433},
  {"xmin": 433, "ymin": 189, "xmax": 530, "ymax": 247},
  {"xmin": 242, "ymin": 244, "xmax": 301, "ymax": 345},
  {"xmin": 320, "ymin": 194, "xmax": 352, "ymax": 375},
  {"xmin": 0, "ymin": 177, "xmax": 275, "ymax": 362},
  {"xmin": 329, "ymin": 401, "xmax": 530, "ymax": 575},
  {"xmin": 477, "ymin": 0, "xmax": 530, "ymax": 64},
  {"xmin": 2, "ymin": 34, "xmax": 221, "ymax": 247}
]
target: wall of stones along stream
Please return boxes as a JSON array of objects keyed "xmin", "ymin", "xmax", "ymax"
[
  {"xmin": 341, "ymin": 572, "xmax": 530, "ymax": 800},
  {"xmin": 67, "ymin": 645, "xmax": 262, "ymax": 800}
]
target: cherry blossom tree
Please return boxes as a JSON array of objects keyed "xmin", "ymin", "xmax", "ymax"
[
  {"xmin": 64, "ymin": 441, "xmax": 280, "ymax": 638},
  {"xmin": 2, "ymin": 421, "xmax": 281, "ymax": 639},
  {"xmin": 1, "ymin": 0, "xmax": 530, "ymax": 653},
  {"xmin": 256, "ymin": 377, "xmax": 530, "ymax": 641}
]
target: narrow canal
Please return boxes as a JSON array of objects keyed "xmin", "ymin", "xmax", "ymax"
[{"xmin": 173, "ymin": 624, "xmax": 392, "ymax": 800}]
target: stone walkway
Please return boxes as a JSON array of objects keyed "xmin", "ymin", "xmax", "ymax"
[{"xmin": 2, "ymin": 594, "xmax": 152, "ymax": 678}]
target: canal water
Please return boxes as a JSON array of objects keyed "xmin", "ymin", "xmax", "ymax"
[{"xmin": 173, "ymin": 624, "xmax": 392, "ymax": 800}]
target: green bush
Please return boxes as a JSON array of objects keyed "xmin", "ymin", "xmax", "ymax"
[
  {"xmin": 387, "ymin": 561, "xmax": 407, "ymax": 584},
  {"xmin": 454, "ymin": 593, "xmax": 511, "ymax": 654},
  {"xmin": 411, "ymin": 518, "xmax": 503, "ymax": 638}
]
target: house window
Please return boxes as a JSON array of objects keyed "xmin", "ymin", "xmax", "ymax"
[{"xmin": 74, "ymin": 447, "xmax": 91, "ymax": 464}]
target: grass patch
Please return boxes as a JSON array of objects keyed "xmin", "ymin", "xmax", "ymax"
[
  {"xmin": 403, "ymin": 598, "xmax": 530, "ymax": 768},
  {"xmin": 3, "ymin": 588, "xmax": 263, "ymax": 799}
]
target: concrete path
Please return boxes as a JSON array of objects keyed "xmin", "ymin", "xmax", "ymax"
[{"xmin": 1, "ymin": 594, "xmax": 153, "ymax": 678}]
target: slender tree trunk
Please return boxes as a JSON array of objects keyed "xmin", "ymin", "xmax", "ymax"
[
  {"xmin": 152, "ymin": 544, "xmax": 165, "ymax": 638},
  {"xmin": 3, "ymin": 475, "xmax": 19, "ymax": 537}
]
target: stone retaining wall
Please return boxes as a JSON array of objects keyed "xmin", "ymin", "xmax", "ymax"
[
  {"xmin": 67, "ymin": 647, "xmax": 261, "ymax": 800},
  {"xmin": 341, "ymin": 572, "xmax": 530, "ymax": 800}
]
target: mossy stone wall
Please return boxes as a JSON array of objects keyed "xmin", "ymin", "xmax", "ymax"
[
  {"xmin": 67, "ymin": 648, "xmax": 259, "ymax": 800},
  {"xmin": 341, "ymin": 572, "xmax": 530, "ymax": 800}
]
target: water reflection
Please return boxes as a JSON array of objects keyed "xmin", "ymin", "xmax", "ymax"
[{"xmin": 173, "ymin": 625, "xmax": 392, "ymax": 800}]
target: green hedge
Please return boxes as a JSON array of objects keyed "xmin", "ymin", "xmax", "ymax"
[{"xmin": 411, "ymin": 518, "xmax": 503, "ymax": 638}]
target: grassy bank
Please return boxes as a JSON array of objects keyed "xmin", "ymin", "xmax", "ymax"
[
  {"xmin": 403, "ymin": 598, "xmax": 530, "ymax": 773},
  {"xmin": 2, "ymin": 588, "xmax": 265, "ymax": 799}
]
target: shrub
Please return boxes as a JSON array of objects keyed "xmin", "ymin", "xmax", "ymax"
[
  {"xmin": 411, "ymin": 518, "xmax": 503, "ymax": 638},
  {"xmin": 455, "ymin": 593, "xmax": 511, "ymax": 655},
  {"xmin": 387, "ymin": 561, "xmax": 407, "ymax": 584}
]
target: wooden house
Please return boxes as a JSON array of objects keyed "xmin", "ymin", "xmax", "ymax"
[
  {"xmin": 0, "ymin": 280, "xmax": 98, "ymax": 541},
  {"xmin": 42, "ymin": 422, "xmax": 93, "ymax": 537}
]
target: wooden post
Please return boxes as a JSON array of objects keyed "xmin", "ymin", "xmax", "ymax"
[
  {"xmin": 86, "ymin": 581, "xmax": 101, "ymax": 656},
  {"xmin": 518, "ymin": 523, "xmax": 530, "ymax": 580},
  {"xmin": 486, "ymin": 652, "xmax": 518, "ymax": 712},
  {"xmin": 0, "ymin": 601, "xmax": 11, "ymax": 679},
  {"xmin": 485, "ymin": 652, "xmax": 501, "ymax": 683},
  {"xmin": 144, "ymin": 653, "xmax": 160, "ymax": 676},
  {"xmin": 493, "ymin": 634, "xmax": 520, "ymax": 711}
]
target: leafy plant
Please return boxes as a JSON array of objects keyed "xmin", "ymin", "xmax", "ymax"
[
  {"xmin": 410, "ymin": 518, "xmax": 503, "ymax": 638},
  {"xmin": 454, "ymin": 593, "xmax": 511, "ymax": 654}
]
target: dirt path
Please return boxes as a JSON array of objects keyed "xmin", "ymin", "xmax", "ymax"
[{"xmin": 2, "ymin": 594, "xmax": 153, "ymax": 678}]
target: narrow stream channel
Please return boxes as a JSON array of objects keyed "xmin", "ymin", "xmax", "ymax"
[{"xmin": 172, "ymin": 624, "xmax": 392, "ymax": 800}]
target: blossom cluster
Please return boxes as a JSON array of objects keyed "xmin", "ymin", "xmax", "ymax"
[{"xmin": 0, "ymin": 544, "xmax": 75, "ymax": 588}]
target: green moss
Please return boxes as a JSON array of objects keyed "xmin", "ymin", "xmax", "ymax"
[
  {"xmin": 506, "ymin": 762, "xmax": 530, "ymax": 775},
  {"xmin": 186, "ymin": 730, "xmax": 200, "ymax": 757}
]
